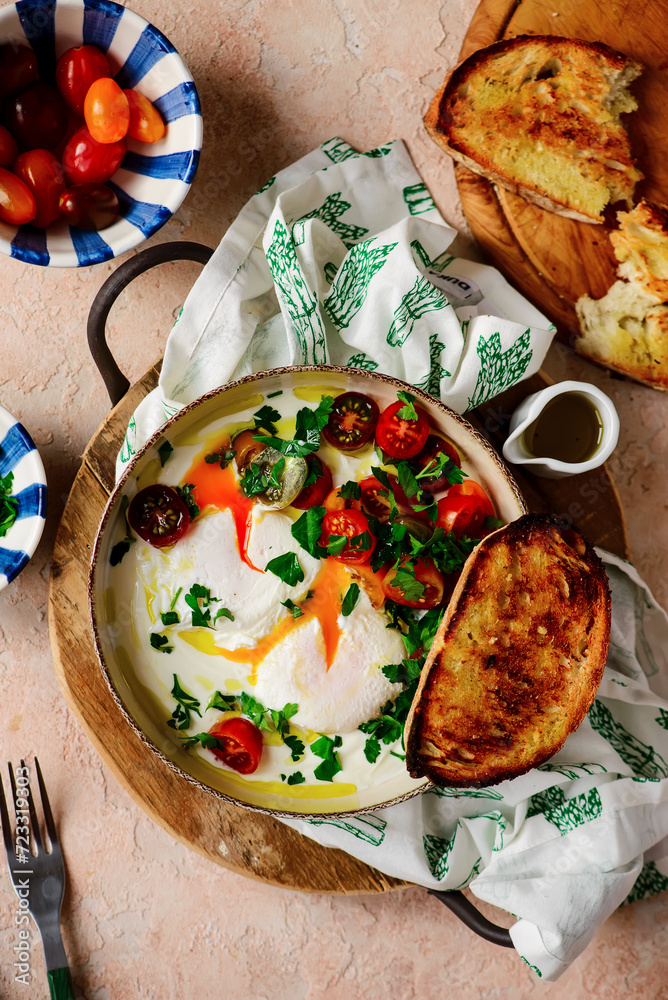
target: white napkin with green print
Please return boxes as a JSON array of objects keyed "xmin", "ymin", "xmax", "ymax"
[
  {"xmin": 281, "ymin": 551, "xmax": 668, "ymax": 981},
  {"xmin": 115, "ymin": 137, "xmax": 555, "ymax": 476},
  {"xmin": 113, "ymin": 139, "xmax": 668, "ymax": 980}
]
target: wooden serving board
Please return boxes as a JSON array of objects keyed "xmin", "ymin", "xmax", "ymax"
[
  {"xmin": 48, "ymin": 367, "xmax": 628, "ymax": 893},
  {"xmin": 452, "ymin": 0, "xmax": 668, "ymax": 340}
]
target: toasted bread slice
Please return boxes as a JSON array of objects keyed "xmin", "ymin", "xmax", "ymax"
[
  {"xmin": 404, "ymin": 514, "xmax": 610, "ymax": 788},
  {"xmin": 576, "ymin": 199, "xmax": 668, "ymax": 389},
  {"xmin": 425, "ymin": 35, "xmax": 643, "ymax": 223}
]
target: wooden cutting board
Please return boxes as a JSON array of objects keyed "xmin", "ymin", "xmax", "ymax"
[
  {"xmin": 48, "ymin": 364, "xmax": 628, "ymax": 893},
  {"xmin": 451, "ymin": 0, "xmax": 668, "ymax": 339}
]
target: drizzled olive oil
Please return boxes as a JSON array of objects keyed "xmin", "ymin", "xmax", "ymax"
[{"xmin": 522, "ymin": 393, "xmax": 603, "ymax": 464}]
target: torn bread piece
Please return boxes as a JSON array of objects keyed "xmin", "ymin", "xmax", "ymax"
[
  {"xmin": 425, "ymin": 34, "xmax": 643, "ymax": 223},
  {"xmin": 404, "ymin": 514, "xmax": 610, "ymax": 788},
  {"xmin": 576, "ymin": 200, "xmax": 668, "ymax": 389}
]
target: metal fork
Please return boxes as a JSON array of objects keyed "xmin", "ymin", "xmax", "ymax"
[{"xmin": 0, "ymin": 758, "xmax": 76, "ymax": 1000}]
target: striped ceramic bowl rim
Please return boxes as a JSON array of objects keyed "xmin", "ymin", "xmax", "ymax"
[
  {"xmin": 0, "ymin": 403, "xmax": 47, "ymax": 591},
  {"xmin": 0, "ymin": 0, "xmax": 202, "ymax": 267}
]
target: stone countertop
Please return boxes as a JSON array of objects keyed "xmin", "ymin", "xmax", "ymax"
[{"xmin": 1, "ymin": 1, "xmax": 668, "ymax": 997}]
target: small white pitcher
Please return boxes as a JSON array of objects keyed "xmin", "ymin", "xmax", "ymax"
[{"xmin": 502, "ymin": 380, "xmax": 620, "ymax": 479}]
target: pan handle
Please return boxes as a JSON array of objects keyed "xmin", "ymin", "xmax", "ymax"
[
  {"xmin": 87, "ymin": 241, "xmax": 214, "ymax": 406},
  {"xmin": 428, "ymin": 889, "xmax": 514, "ymax": 947}
]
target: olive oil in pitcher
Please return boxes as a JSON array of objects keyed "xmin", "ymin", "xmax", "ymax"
[{"xmin": 522, "ymin": 392, "xmax": 603, "ymax": 464}]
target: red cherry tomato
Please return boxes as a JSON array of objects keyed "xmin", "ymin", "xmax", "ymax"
[
  {"xmin": 127, "ymin": 484, "xmax": 191, "ymax": 547},
  {"xmin": 61, "ymin": 126, "xmax": 126, "ymax": 185},
  {"xmin": 0, "ymin": 167, "xmax": 36, "ymax": 225},
  {"xmin": 0, "ymin": 44, "xmax": 39, "ymax": 99},
  {"xmin": 410, "ymin": 434, "xmax": 461, "ymax": 492},
  {"xmin": 55, "ymin": 44, "xmax": 111, "ymax": 116},
  {"xmin": 359, "ymin": 475, "xmax": 393, "ymax": 522},
  {"xmin": 292, "ymin": 454, "xmax": 332, "ymax": 509},
  {"xmin": 13, "ymin": 149, "xmax": 66, "ymax": 229},
  {"xmin": 3, "ymin": 81, "xmax": 68, "ymax": 150},
  {"xmin": 59, "ymin": 183, "xmax": 119, "ymax": 230},
  {"xmin": 322, "ymin": 486, "xmax": 361, "ymax": 514},
  {"xmin": 84, "ymin": 77, "xmax": 130, "ymax": 143},
  {"xmin": 446, "ymin": 480, "xmax": 495, "ymax": 516},
  {"xmin": 436, "ymin": 494, "xmax": 488, "ymax": 539},
  {"xmin": 322, "ymin": 392, "xmax": 379, "ymax": 451},
  {"xmin": 320, "ymin": 509, "xmax": 375, "ymax": 565},
  {"xmin": 124, "ymin": 89, "xmax": 165, "ymax": 143},
  {"xmin": 0, "ymin": 126, "xmax": 18, "ymax": 169},
  {"xmin": 207, "ymin": 717, "xmax": 263, "ymax": 774},
  {"xmin": 382, "ymin": 556, "xmax": 444, "ymax": 609},
  {"xmin": 375, "ymin": 399, "xmax": 430, "ymax": 460}
]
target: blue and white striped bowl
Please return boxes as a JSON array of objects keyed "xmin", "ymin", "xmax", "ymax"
[
  {"xmin": 0, "ymin": 403, "xmax": 47, "ymax": 591},
  {"xmin": 0, "ymin": 0, "xmax": 202, "ymax": 268}
]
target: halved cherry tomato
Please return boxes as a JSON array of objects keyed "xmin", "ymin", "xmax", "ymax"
[
  {"xmin": 446, "ymin": 479, "xmax": 495, "ymax": 519},
  {"xmin": 320, "ymin": 509, "xmax": 375, "ymax": 565},
  {"xmin": 411, "ymin": 434, "xmax": 461, "ymax": 492},
  {"xmin": 0, "ymin": 167, "xmax": 35, "ymax": 225},
  {"xmin": 323, "ymin": 392, "xmax": 379, "ymax": 451},
  {"xmin": 233, "ymin": 427, "xmax": 272, "ymax": 472},
  {"xmin": 436, "ymin": 494, "xmax": 488, "ymax": 539},
  {"xmin": 56, "ymin": 44, "xmax": 111, "ymax": 116},
  {"xmin": 382, "ymin": 556, "xmax": 444, "ymax": 609},
  {"xmin": 59, "ymin": 183, "xmax": 119, "ymax": 230},
  {"xmin": 3, "ymin": 81, "xmax": 68, "ymax": 150},
  {"xmin": 84, "ymin": 77, "xmax": 130, "ymax": 143},
  {"xmin": 292, "ymin": 454, "xmax": 332, "ymax": 509},
  {"xmin": 61, "ymin": 126, "xmax": 126, "ymax": 185},
  {"xmin": 207, "ymin": 717, "xmax": 262, "ymax": 774},
  {"xmin": 0, "ymin": 44, "xmax": 39, "ymax": 99},
  {"xmin": 124, "ymin": 89, "xmax": 165, "ymax": 143},
  {"xmin": 375, "ymin": 399, "xmax": 430, "ymax": 460},
  {"xmin": 14, "ymin": 149, "xmax": 66, "ymax": 228},
  {"xmin": 359, "ymin": 475, "xmax": 392, "ymax": 522},
  {"xmin": 0, "ymin": 127, "xmax": 18, "ymax": 169},
  {"xmin": 127, "ymin": 484, "xmax": 190, "ymax": 547},
  {"xmin": 322, "ymin": 486, "xmax": 361, "ymax": 514}
]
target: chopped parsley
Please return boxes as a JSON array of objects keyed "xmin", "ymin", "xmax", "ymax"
[
  {"xmin": 338, "ymin": 480, "xmax": 361, "ymax": 501},
  {"xmin": 291, "ymin": 505, "xmax": 327, "ymax": 559},
  {"xmin": 184, "ymin": 583, "xmax": 221, "ymax": 629},
  {"xmin": 254, "ymin": 396, "xmax": 334, "ymax": 458},
  {"xmin": 175, "ymin": 483, "xmax": 200, "ymax": 519},
  {"xmin": 167, "ymin": 675, "xmax": 201, "ymax": 730},
  {"xmin": 341, "ymin": 583, "xmax": 360, "ymax": 617},
  {"xmin": 311, "ymin": 735, "xmax": 343, "ymax": 782},
  {"xmin": 158, "ymin": 440, "xmax": 174, "ymax": 466},
  {"xmin": 160, "ymin": 610, "xmax": 180, "ymax": 626},
  {"xmin": 205, "ymin": 447, "xmax": 235, "ymax": 469},
  {"xmin": 396, "ymin": 390, "xmax": 418, "ymax": 421},
  {"xmin": 281, "ymin": 771, "xmax": 305, "ymax": 785},
  {"xmin": 253, "ymin": 404, "xmax": 282, "ymax": 434},
  {"xmin": 150, "ymin": 632, "xmax": 173, "ymax": 654},
  {"xmin": 265, "ymin": 551, "xmax": 304, "ymax": 587},
  {"xmin": 281, "ymin": 597, "xmax": 304, "ymax": 619}
]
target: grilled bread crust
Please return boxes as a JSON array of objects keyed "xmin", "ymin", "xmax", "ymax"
[
  {"xmin": 576, "ymin": 199, "xmax": 668, "ymax": 390},
  {"xmin": 424, "ymin": 34, "xmax": 643, "ymax": 223},
  {"xmin": 404, "ymin": 514, "xmax": 611, "ymax": 788}
]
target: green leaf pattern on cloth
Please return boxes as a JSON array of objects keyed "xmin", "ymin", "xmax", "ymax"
[
  {"xmin": 293, "ymin": 192, "xmax": 368, "ymax": 248},
  {"xmin": 656, "ymin": 709, "xmax": 668, "ymax": 730},
  {"xmin": 410, "ymin": 238, "xmax": 454, "ymax": 273},
  {"xmin": 424, "ymin": 833, "xmax": 454, "ymax": 879},
  {"xmin": 324, "ymin": 239, "xmax": 397, "ymax": 328},
  {"xmin": 467, "ymin": 328, "xmax": 533, "ymax": 410},
  {"xmin": 536, "ymin": 761, "xmax": 608, "ymax": 779},
  {"xmin": 306, "ymin": 813, "xmax": 386, "ymax": 846},
  {"xmin": 622, "ymin": 861, "xmax": 668, "ymax": 905},
  {"xmin": 588, "ymin": 699, "xmax": 668, "ymax": 779},
  {"xmin": 426, "ymin": 785, "xmax": 503, "ymax": 800},
  {"xmin": 387, "ymin": 274, "xmax": 449, "ymax": 347},
  {"xmin": 403, "ymin": 183, "xmax": 436, "ymax": 216},
  {"xmin": 415, "ymin": 333, "xmax": 451, "ymax": 395},
  {"xmin": 265, "ymin": 218, "xmax": 327, "ymax": 364},
  {"xmin": 321, "ymin": 137, "xmax": 358, "ymax": 163},
  {"xmin": 346, "ymin": 351, "xmax": 379, "ymax": 371},
  {"xmin": 118, "ymin": 414, "xmax": 137, "ymax": 465},
  {"xmin": 526, "ymin": 786, "xmax": 603, "ymax": 835}
]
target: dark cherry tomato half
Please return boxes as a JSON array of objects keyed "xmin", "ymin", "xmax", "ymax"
[
  {"xmin": 0, "ymin": 167, "xmax": 35, "ymax": 225},
  {"xmin": 411, "ymin": 434, "xmax": 461, "ymax": 492},
  {"xmin": 320, "ymin": 508, "xmax": 375, "ymax": 565},
  {"xmin": 0, "ymin": 44, "xmax": 39, "ymax": 99},
  {"xmin": 3, "ymin": 81, "xmax": 68, "ymax": 150},
  {"xmin": 292, "ymin": 454, "xmax": 333, "ymax": 509},
  {"xmin": 14, "ymin": 149, "xmax": 66, "ymax": 229},
  {"xmin": 59, "ymin": 183, "xmax": 119, "ymax": 230},
  {"xmin": 359, "ymin": 475, "xmax": 392, "ymax": 522},
  {"xmin": 233, "ymin": 426, "xmax": 272, "ymax": 472},
  {"xmin": 436, "ymin": 494, "xmax": 488, "ymax": 539},
  {"xmin": 61, "ymin": 125, "xmax": 126, "ymax": 185},
  {"xmin": 124, "ymin": 89, "xmax": 165, "ymax": 143},
  {"xmin": 382, "ymin": 556, "xmax": 444, "ymax": 609},
  {"xmin": 208, "ymin": 717, "xmax": 263, "ymax": 774},
  {"xmin": 127, "ymin": 484, "xmax": 191, "ymax": 547},
  {"xmin": 375, "ymin": 399, "xmax": 430, "ymax": 460},
  {"xmin": 56, "ymin": 44, "xmax": 112, "ymax": 116},
  {"xmin": 0, "ymin": 126, "xmax": 18, "ymax": 169},
  {"xmin": 322, "ymin": 392, "xmax": 379, "ymax": 451}
]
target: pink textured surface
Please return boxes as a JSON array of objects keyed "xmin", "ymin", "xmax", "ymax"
[{"xmin": 1, "ymin": 0, "xmax": 668, "ymax": 997}]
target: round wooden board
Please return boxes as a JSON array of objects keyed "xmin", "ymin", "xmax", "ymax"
[
  {"xmin": 48, "ymin": 366, "xmax": 629, "ymax": 893},
  {"xmin": 453, "ymin": 0, "xmax": 668, "ymax": 339}
]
